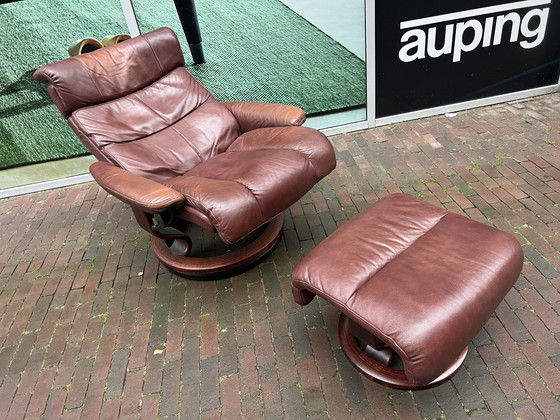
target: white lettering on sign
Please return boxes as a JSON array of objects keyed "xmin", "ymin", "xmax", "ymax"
[{"xmin": 398, "ymin": 0, "xmax": 550, "ymax": 63}]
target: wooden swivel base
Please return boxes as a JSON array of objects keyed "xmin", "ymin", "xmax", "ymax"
[
  {"xmin": 338, "ymin": 313, "xmax": 468, "ymax": 390},
  {"xmin": 151, "ymin": 214, "xmax": 284, "ymax": 280}
]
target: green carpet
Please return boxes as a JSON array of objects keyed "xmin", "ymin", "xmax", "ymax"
[{"xmin": 0, "ymin": 0, "xmax": 365, "ymax": 169}]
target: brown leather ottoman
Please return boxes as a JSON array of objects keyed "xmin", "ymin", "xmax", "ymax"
[{"xmin": 291, "ymin": 193, "xmax": 524, "ymax": 390}]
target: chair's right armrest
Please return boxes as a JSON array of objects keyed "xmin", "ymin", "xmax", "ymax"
[
  {"xmin": 222, "ymin": 101, "xmax": 306, "ymax": 132},
  {"xmin": 90, "ymin": 161, "xmax": 185, "ymax": 214}
]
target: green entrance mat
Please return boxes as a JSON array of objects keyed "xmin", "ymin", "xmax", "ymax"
[{"xmin": 0, "ymin": 0, "xmax": 365, "ymax": 169}]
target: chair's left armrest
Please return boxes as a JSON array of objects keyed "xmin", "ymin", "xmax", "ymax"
[
  {"xmin": 90, "ymin": 161, "xmax": 185, "ymax": 214},
  {"xmin": 222, "ymin": 101, "xmax": 306, "ymax": 132}
]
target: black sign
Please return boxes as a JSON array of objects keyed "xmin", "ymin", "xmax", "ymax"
[{"xmin": 376, "ymin": 0, "xmax": 560, "ymax": 118}]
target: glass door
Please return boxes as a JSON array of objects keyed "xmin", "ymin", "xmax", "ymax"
[{"xmin": 123, "ymin": 0, "xmax": 368, "ymax": 133}]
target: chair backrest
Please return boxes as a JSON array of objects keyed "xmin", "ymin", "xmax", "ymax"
[{"xmin": 34, "ymin": 27, "xmax": 242, "ymax": 182}]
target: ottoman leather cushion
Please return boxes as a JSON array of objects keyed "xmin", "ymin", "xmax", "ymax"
[{"xmin": 292, "ymin": 193, "xmax": 524, "ymax": 386}]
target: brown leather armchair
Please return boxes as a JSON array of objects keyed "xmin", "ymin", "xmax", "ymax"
[{"xmin": 34, "ymin": 27, "xmax": 336, "ymax": 279}]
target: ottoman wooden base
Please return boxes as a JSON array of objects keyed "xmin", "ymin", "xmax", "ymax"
[
  {"xmin": 339, "ymin": 314, "xmax": 468, "ymax": 390},
  {"xmin": 292, "ymin": 194, "xmax": 524, "ymax": 389}
]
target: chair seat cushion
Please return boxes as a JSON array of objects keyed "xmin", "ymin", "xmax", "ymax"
[{"xmin": 163, "ymin": 126, "xmax": 335, "ymax": 243}]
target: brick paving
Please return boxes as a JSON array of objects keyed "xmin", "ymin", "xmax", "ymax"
[{"xmin": 2, "ymin": 93, "xmax": 560, "ymax": 419}]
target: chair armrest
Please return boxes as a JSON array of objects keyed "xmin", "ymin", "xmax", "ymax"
[
  {"xmin": 222, "ymin": 101, "xmax": 306, "ymax": 132},
  {"xmin": 90, "ymin": 161, "xmax": 185, "ymax": 214}
]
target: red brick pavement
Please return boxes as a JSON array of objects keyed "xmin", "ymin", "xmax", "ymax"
[{"xmin": 1, "ymin": 94, "xmax": 560, "ymax": 419}]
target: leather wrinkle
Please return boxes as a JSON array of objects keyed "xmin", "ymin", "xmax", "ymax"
[
  {"xmin": 76, "ymin": 59, "xmax": 106, "ymax": 107},
  {"xmin": 230, "ymin": 134, "xmax": 320, "ymax": 177},
  {"xmin": 133, "ymin": 89, "xmax": 174, "ymax": 127},
  {"xmin": 292, "ymin": 279, "xmax": 404, "ymax": 358},
  {"xmin": 344, "ymin": 210, "xmax": 449, "ymax": 308},
  {"xmin": 81, "ymin": 79, "xmax": 206, "ymax": 147},
  {"xmin": 170, "ymin": 125, "xmax": 203, "ymax": 164},
  {"xmin": 228, "ymin": 171, "xmax": 265, "ymax": 222},
  {"xmin": 143, "ymin": 35, "xmax": 165, "ymax": 76},
  {"xmin": 193, "ymin": 160, "xmax": 265, "ymax": 222}
]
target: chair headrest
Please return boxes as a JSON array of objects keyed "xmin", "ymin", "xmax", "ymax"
[{"xmin": 34, "ymin": 27, "xmax": 185, "ymax": 118}]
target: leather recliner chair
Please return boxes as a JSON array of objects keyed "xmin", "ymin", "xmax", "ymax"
[{"xmin": 34, "ymin": 27, "xmax": 336, "ymax": 279}]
